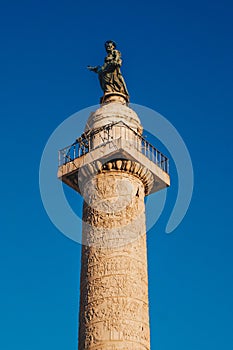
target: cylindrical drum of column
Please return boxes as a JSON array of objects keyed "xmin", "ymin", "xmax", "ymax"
[{"xmin": 78, "ymin": 169, "xmax": 151, "ymax": 350}]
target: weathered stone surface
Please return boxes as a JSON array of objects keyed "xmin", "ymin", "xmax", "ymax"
[
  {"xmin": 56, "ymin": 102, "xmax": 169, "ymax": 349},
  {"xmin": 78, "ymin": 168, "xmax": 151, "ymax": 350},
  {"xmin": 81, "ymin": 171, "xmax": 146, "ymax": 248},
  {"xmin": 85, "ymin": 102, "xmax": 142, "ymax": 132}
]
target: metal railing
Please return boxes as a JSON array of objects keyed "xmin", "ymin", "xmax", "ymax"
[{"xmin": 58, "ymin": 121, "xmax": 169, "ymax": 173}]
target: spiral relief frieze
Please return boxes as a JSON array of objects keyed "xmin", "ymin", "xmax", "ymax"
[{"xmin": 78, "ymin": 169, "xmax": 151, "ymax": 350}]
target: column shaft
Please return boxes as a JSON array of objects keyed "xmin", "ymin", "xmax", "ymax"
[{"xmin": 78, "ymin": 170, "xmax": 150, "ymax": 350}]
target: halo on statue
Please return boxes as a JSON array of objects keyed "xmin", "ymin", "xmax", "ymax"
[{"xmin": 105, "ymin": 39, "xmax": 117, "ymax": 48}]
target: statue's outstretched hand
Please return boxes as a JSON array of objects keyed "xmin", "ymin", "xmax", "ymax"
[{"xmin": 87, "ymin": 65, "xmax": 98, "ymax": 72}]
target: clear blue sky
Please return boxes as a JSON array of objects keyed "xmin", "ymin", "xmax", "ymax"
[{"xmin": 0, "ymin": 0, "xmax": 233, "ymax": 349}]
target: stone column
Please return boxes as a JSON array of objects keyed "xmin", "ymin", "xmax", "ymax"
[
  {"xmin": 78, "ymin": 165, "xmax": 151, "ymax": 350},
  {"xmin": 58, "ymin": 97, "xmax": 170, "ymax": 350}
]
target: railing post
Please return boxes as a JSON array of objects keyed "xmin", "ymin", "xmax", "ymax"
[{"xmin": 158, "ymin": 151, "xmax": 160, "ymax": 168}]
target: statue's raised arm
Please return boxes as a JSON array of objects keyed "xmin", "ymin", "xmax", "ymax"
[
  {"xmin": 87, "ymin": 40, "xmax": 129, "ymax": 103},
  {"xmin": 87, "ymin": 65, "xmax": 100, "ymax": 73}
]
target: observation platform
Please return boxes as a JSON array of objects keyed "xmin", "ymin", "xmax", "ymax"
[{"xmin": 58, "ymin": 121, "xmax": 170, "ymax": 196}]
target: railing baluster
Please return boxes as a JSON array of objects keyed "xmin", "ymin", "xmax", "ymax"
[{"xmin": 58, "ymin": 122, "xmax": 169, "ymax": 174}]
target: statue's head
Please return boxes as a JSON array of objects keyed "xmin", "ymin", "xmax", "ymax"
[{"xmin": 105, "ymin": 40, "xmax": 117, "ymax": 52}]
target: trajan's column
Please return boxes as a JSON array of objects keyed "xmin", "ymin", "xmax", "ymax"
[{"xmin": 58, "ymin": 40, "xmax": 170, "ymax": 350}]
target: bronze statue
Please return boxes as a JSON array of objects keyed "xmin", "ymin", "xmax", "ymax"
[{"xmin": 87, "ymin": 40, "xmax": 129, "ymax": 100}]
